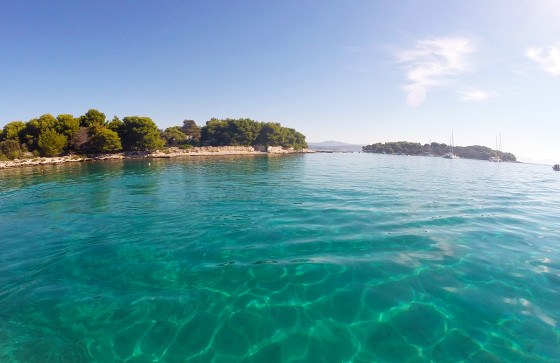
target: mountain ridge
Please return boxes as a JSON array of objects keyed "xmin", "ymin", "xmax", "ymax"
[{"xmin": 307, "ymin": 141, "xmax": 363, "ymax": 152}]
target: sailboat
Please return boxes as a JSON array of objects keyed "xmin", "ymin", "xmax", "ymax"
[
  {"xmin": 489, "ymin": 134, "xmax": 502, "ymax": 162},
  {"xmin": 443, "ymin": 133, "xmax": 459, "ymax": 159}
]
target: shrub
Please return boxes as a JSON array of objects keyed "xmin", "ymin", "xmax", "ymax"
[
  {"xmin": 38, "ymin": 129, "xmax": 67, "ymax": 156},
  {"xmin": 90, "ymin": 127, "xmax": 122, "ymax": 153},
  {"xmin": 161, "ymin": 127, "xmax": 187, "ymax": 146},
  {"xmin": 121, "ymin": 116, "xmax": 164, "ymax": 151},
  {"xmin": 0, "ymin": 139, "xmax": 23, "ymax": 160}
]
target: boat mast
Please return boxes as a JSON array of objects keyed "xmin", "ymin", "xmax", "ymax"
[
  {"xmin": 451, "ymin": 132, "xmax": 454, "ymax": 154},
  {"xmin": 495, "ymin": 133, "xmax": 502, "ymax": 158}
]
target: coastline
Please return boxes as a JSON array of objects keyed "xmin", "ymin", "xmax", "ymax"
[{"xmin": 0, "ymin": 146, "xmax": 314, "ymax": 170}]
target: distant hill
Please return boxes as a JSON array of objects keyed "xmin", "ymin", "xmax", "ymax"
[
  {"xmin": 307, "ymin": 141, "xmax": 363, "ymax": 152},
  {"xmin": 362, "ymin": 141, "xmax": 517, "ymax": 162}
]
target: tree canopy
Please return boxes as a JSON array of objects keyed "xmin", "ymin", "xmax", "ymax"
[
  {"xmin": 38, "ymin": 128, "xmax": 67, "ymax": 156},
  {"xmin": 56, "ymin": 114, "xmax": 80, "ymax": 138},
  {"xmin": 89, "ymin": 127, "xmax": 122, "ymax": 153},
  {"xmin": 199, "ymin": 118, "xmax": 307, "ymax": 149},
  {"xmin": 80, "ymin": 109, "xmax": 106, "ymax": 127},
  {"xmin": 121, "ymin": 116, "xmax": 164, "ymax": 151},
  {"xmin": 181, "ymin": 120, "xmax": 201, "ymax": 142},
  {"xmin": 1, "ymin": 121, "xmax": 26, "ymax": 142},
  {"xmin": 1, "ymin": 111, "xmax": 307, "ymax": 158},
  {"xmin": 161, "ymin": 126, "xmax": 187, "ymax": 146},
  {"xmin": 0, "ymin": 139, "xmax": 25, "ymax": 160}
]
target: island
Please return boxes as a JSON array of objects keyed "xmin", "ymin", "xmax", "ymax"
[
  {"xmin": 0, "ymin": 110, "xmax": 311, "ymax": 169},
  {"xmin": 362, "ymin": 141, "xmax": 517, "ymax": 162}
]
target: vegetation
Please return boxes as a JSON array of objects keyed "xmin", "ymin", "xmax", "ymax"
[
  {"xmin": 362, "ymin": 141, "xmax": 516, "ymax": 162},
  {"xmin": 2, "ymin": 121, "xmax": 26, "ymax": 141},
  {"xmin": 161, "ymin": 126, "xmax": 187, "ymax": 146},
  {"xmin": 89, "ymin": 125, "xmax": 122, "ymax": 153},
  {"xmin": 38, "ymin": 128, "xmax": 67, "ymax": 156},
  {"xmin": 80, "ymin": 109, "xmax": 107, "ymax": 128},
  {"xmin": 200, "ymin": 118, "xmax": 307, "ymax": 150},
  {"xmin": 121, "ymin": 116, "xmax": 164, "ymax": 151},
  {"xmin": 1, "ymin": 110, "xmax": 307, "ymax": 159},
  {"xmin": 0, "ymin": 139, "xmax": 25, "ymax": 160},
  {"xmin": 181, "ymin": 120, "xmax": 201, "ymax": 142},
  {"xmin": 56, "ymin": 114, "xmax": 80, "ymax": 138}
]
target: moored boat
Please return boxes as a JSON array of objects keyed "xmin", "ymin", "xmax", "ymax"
[
  {"xmin": 443, "ymin": 132, "xmax": 459, "ymax": 159},
  {"xmin": 490, "ymin": 134, "xmax": 503, "ymax": 162}
]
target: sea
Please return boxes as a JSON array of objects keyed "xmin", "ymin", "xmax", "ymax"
[{"xmin": 0, "ymin": 153, "xmax": 559, "ymax": 362}]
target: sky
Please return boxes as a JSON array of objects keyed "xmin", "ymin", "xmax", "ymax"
[{"xmin": 1, "ymin": 0, "xmax": 560, "ymax": 163}]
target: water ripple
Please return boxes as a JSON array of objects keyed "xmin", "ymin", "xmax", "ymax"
[{"xmin": 1, "ymin": 154, "xmax": 560, "ymax": 361}]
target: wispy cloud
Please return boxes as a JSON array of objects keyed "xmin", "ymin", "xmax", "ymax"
[
  {"xmin": 459, "ymin": 89, "xmax": 497, "ymax": 101},
  {"xmin": 397, "ymin": 37, "xmax": 475, "ymax": 107},
  {"xmin": 525, "ymin": 46, "xmax": 560, "ymax": 76}
]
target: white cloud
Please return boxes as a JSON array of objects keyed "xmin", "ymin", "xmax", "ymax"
[
  {"xmin": 525, "ymin": 46, "xmax": 560, "ymax": 76},
  {"xmin": 397, "ymin": 37, "xmax": 475, "ymax": 107},
  {"xmin": 460, "ymin": 89, "xmax": 497, "ymax": 101}
]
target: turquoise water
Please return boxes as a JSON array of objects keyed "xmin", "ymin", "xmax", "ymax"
[{"xmin": 1, "ymin": 153, "xmax": 559, "ymax": 362}]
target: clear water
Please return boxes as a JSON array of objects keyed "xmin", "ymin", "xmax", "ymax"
[{"xmin": 1, "ymin": 153, "xmax": 559, "ymax": 362}]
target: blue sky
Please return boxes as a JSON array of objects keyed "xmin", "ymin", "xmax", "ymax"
[{"xmin": 1, "ymin": 0, "xmax": 560, "ymax": 162}]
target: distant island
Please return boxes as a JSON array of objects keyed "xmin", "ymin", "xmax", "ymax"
[
  {"xmin": 307, "ymin": 141, "xmax": 363, "ymax": 153},
  {"xmin": 362, "ymin": 141, "xmax": 517, "ymax": 162},
  {"xmin": 0, "ymin": 109, "xmax": 308, "ymax": 165}
]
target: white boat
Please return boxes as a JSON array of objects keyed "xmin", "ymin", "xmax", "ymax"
[
  {"xmin": 443, "ymin": 133, "xmax": 459, "ymax": 159},
  {"xmin": 489, "ymin": 134, "xmax": 502, "ymax": 162}
]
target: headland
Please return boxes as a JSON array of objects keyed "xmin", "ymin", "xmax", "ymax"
[{"xmin": 0, "ymin": 146, "xmax": 313, "ymax": 170}]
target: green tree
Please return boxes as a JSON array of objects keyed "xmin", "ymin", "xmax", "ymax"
[
  {"xmin": 17, "ymin": 115, "xmax": 60, "ymax": 152},
  {"xmin": 122, "ymin": 116, "xmax": 164, "ymax": 151},
  {"xmin": 2, "ymin": 121, "xmax": 26, "ymax": 142},
  {"xmin": 255, "ymin": 122, "xmax": 283, "ymax": 146},
  {"xmin": 292, "ymin": 131, "xmax": 307, "ymax": 149},
  {"xmin": 200, "ymin": 118, "xmax": 307, "ymax": 149},
  {"xmin": 89, "ymin": 125, "xmax": 122, "ymax": 153},
  {"xmin": 162, "ymin": 126, "xmax": 187, "ymax": 146},
  {"xmin": 56, "ymin": 114, "xmax": 80, "ymax": 138},
  {"xmin": 107, "ymin": 116, "xmax": 124, "ymax": 133},
  {"xmin": 200, "ymin": 118, "xmax": 230, "ymax": 146},
  {"xmin": 37, "ymin": 114, "xmax": 57, "ymax": 130},
  {"xmin": 0, "ymin": 139, "xmax": 24, "ymax": 160},
  {"xmin": 80, "ymin": 109, "xmax": 106, "ymax": 127},
  {"xmin": 501, "ymin": 152, "xmax": 516, "ymax": 162},
  {"xmin": 181, "ymin": 120, "xmax": 201, "ymax": 142},
  {"xmin": 20, "ymin": 118, "xmax": 41, "ymax": 151},
  {"xmin": 227, "ymin": 118, "xmax": 262, "ymax": 146},
  {"xmin": 107, "ymin": 116, "xmax": 125, "ymax": 142},
  {"xmin": 38, "ymin": 128, "xmax": 67, "ymax": 156}
]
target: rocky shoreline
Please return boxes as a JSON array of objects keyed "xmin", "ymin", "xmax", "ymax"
[{"xmin": 0, "ymin": 146, "xmax": 314, "ymax": 170}]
